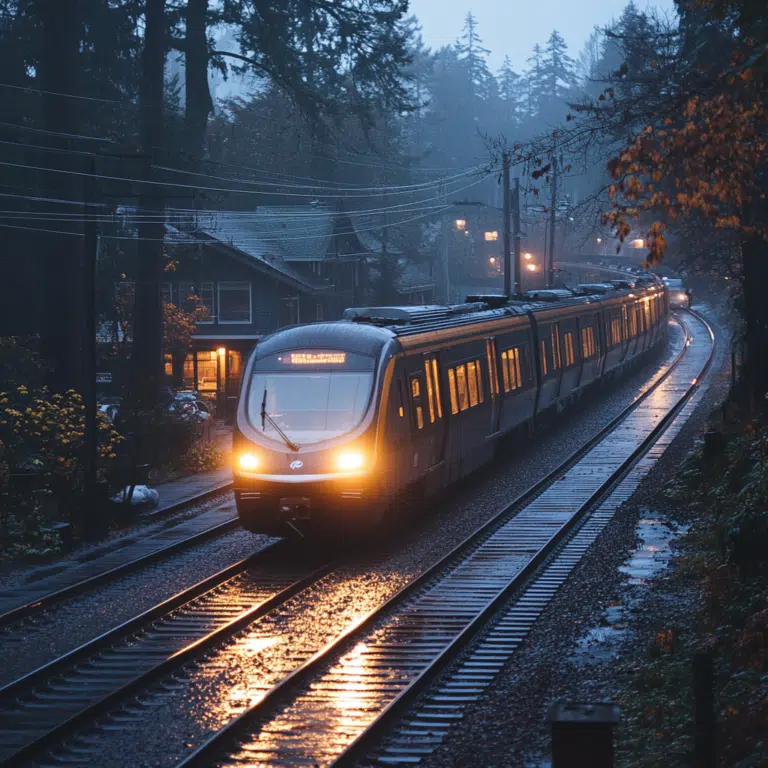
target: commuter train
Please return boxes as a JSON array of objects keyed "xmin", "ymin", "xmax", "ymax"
[{"xmin": 233, "ymin": 280, "xmax": 670, "ymax": 537}]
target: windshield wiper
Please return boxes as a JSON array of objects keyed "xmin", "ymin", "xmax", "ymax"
[{"xmin": 260, "ymin": 388, "xmax": 299, "ymax": 452}]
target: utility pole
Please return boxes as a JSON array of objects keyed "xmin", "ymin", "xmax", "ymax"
[
  {"xmin": 512, "ymin": 176, "xmax": 521, "ymax": 296},
  {"xmin": 548, "ymin": 149, "xmax": 557, "ymax": 288},
  {"xmin": 83, "ymin": 156, "xmax": 99, "ymax": 533},
  {"xmin": 502, "ymin": 151, "xmax": 512, "ymax": 298}
]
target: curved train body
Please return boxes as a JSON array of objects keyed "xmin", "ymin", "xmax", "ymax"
[{"xmin": 233, "ymin": 283, "xmax": 670, "ymax": 537}]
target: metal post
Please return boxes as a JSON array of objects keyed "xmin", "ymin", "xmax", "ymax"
[
  {"xmin": 83, "ymin": 156, "xmax": 99, "ymax": 532},
  {"xmin": 548, "ymin": 149, "xmax": 557, "ymax": 288},
  {"xmin": 694, "ymin": 652, "xmax": 716, "ymax": 768},
  {"xmin": 502, "ymin": 151, "xmax": 512, "ymax": 298},
  {"xmin": 512, "ymin": 176, "xmax": 521, "ymax": 296}
]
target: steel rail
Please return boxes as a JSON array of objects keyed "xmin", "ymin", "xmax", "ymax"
[
  {"xmin": 329, "ymin": 308, "xmax": 715, "ymax": 767},
  {"xmin": 0, "ymin": 543, "xmax": 336, "ymax": 767},
  {"xmin": 176, "ymin": 314, "xmax": 704, "ymax": 767},
  {"xmin": 0, "ymin": 490, "xmax": 237, "ymax": 628}
]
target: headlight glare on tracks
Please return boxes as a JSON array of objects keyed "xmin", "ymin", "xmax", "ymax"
[
  {"xmin": 336, "ymin": 451, "xmax": 365, "ymax": 472},
  {"xmin": 238, "ymin": 452, "xmax": 260, "ymax": 471}
]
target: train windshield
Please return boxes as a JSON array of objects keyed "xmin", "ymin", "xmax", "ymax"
[{"xmin": 247, "ymin": 350, "xmax": 376, "ymax": 445}]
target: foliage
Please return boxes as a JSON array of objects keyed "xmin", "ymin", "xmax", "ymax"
[
  {"xmin": 182, "ymin": 440, "xmax": 225, "ymax": 474},
  {"xmin": 163, "ymin": 295, "xmax": 209, "ymax": 359},
  {"xmin": 133, "ymin": 407, "xmax": 197, "ymax": 472}
]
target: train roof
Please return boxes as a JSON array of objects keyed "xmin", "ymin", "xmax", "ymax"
[{"xmin": 254, "ymin": 283, "xmax": 663, "ymax": 356}]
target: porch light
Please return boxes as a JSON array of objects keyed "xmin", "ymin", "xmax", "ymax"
[
  {"xmin": 489, "ymin": 257, "xmax": 496, "ymax": 264},
  {"xmin": 217, "ymin": 347, "xmax": 226, "ymax": 357},
  {"xmin": 455, "ymin": 219, "xmax": 467, "ymax": 231}
]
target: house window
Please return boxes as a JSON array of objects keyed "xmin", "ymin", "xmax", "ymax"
[
  {"xmin": 316, "ymin": 303, "xmax": 324, "ymax": 321},
  {"xmin": 178, "ymin": 281, "xmax": 214, "ymax": 322},
  {"xmin": 218, "ymin": 281, "xmax": 251, "ymax": 324},
  {"xmin": 564, "ymin": 332, "xmax": 576, "ymax": 366},
  {"xmin": 198, "ymin": 282, "xmax": 214, "ymax": 323},
  {"xmin": 484, "ymin": 231, "xmax": 499, "ymax": 241},
  {"xmin": 161, "ymin": 283, "xmax": 174, "ymax": 305}
]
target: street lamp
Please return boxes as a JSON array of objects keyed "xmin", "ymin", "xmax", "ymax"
[
  {"xmin": 524, "ymin": 252, "xmax": 533, "ymax": 261},
  {"xmin": 526, "ymin": 263, "xmax": 538, "ymax": 272}
]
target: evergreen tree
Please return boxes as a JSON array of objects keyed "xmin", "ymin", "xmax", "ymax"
[
  {"xmin": 540, "ymin": 30, "xmax": 577, "ymax": 106},
  {"xmin": 523, "ymin": 43, "xmax": 545, "ymax": 118},
  {"xmin": 455, "ymin": 12, "xmax": 495, "ymax": 102}
]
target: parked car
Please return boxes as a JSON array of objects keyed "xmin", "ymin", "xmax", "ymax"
[
  {"xmin": 665, "ymin": 278, "xmax": 691, "ymax": 308},
  {"xmin": 169, "ymin": 394, "xmax": 212, "ymax": 423},
  {"xmin": 98, "ymin": 397, "xmax": 121, "ymax": 423}
]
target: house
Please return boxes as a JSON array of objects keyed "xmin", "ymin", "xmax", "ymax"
[{"xmin": 164, "ymin": 205, "xmax": 434, "ymax": 418}]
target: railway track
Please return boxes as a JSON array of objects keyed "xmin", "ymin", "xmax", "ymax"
[
  {"xmin": 0, "ymin": 312, "xmax": 711, "ymax": 768},
  {"xmin": 173, "ymin": 310, "xmax": 713, "ymax": 768},
  {"xmin": 0, "ymin": 541, "xmax": 334, "ymax": 765},
  {"xmin": 0, "ymin": 488, "xmax": 238, "ymax": 628}
]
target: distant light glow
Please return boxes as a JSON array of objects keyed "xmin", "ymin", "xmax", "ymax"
[
  {"xmin": 489, "ymin": 257, "xmax": 496, "ymax": 264},
  {"xmin": 524, "ymin": 252, "xmax": 533, "ymax": 261},
  {"xmin": 526, "ymin": 263, "xmax": 537, "ymax": 272},
  {"xmin": 596, "ymin": 237, "xmax": 602, "ymax": 244},
  {"xmin": 455, "ymin": 219, "xmax": 466, "ymax": 231}
]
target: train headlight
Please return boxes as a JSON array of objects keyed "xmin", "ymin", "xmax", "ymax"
[
  {"xmin": 238, "ymin": 452, "xmax": 260, "ymax": 471},
  {"xmin": 337, "ymin": 451, "xmax": 365, "ymax": 472}
]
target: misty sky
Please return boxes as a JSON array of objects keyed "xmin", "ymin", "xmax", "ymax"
[{"xmin": 409, "ymin": 0, "xmax": 678, "ymax": 72}]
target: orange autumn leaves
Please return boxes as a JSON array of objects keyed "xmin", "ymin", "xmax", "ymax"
[{"xmin": 604, "ymin": 86, "xmax": 768, "ymax": 261}]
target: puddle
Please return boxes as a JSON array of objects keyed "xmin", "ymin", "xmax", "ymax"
[{"xmin": 572, "ymin": 513, "xmax": 688, "ymax": 665}]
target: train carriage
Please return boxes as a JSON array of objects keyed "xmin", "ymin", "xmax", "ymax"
[{"xmin": 233, "ymin": 281, "xmax": 670, "ymax": 538}]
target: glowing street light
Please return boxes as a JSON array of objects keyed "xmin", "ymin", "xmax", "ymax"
[
  {"xmin": 526, "ymin": 263, "xmax": 538, "ymax": 272},
  {"xmin": 489, "ymin": 257, "xmax": 496, "ymax": 264},
  {"xmin": 455, "ymin": 219, "xmax": 467, "ymax": 231},
  {"xmin": 596, "ymin": 237, "xmax": 602, "ymax": 244},
  {"xmin": 523, "ymin": 252, "xmax": 533, "ymax": 261}
]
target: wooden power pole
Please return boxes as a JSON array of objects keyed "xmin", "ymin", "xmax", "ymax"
[
  {"xmin": 513, "ymin": 176, "xmax": 521, "ymax": 296},
  {"xmin": 548, "ymin": 150, "xmax": 557, "ymax": 288},
  {"xmin": 503, "ymin": 151, "xmax": 512, "ymax": 298}
]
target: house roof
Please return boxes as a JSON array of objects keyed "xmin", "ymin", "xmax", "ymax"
[
  {"xmin": 347, "ymin": 211, "xmax": 405, "ymax": 257},
  {"xmin": 198, "ymin": 206, "xmax": 335, "ymax": 263}
]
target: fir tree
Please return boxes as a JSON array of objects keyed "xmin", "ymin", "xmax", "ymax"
[{"xmin": 455, "ymin": 12, "xmax": 495, "ymax": 101}]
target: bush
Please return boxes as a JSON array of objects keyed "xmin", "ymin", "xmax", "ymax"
[
  {"xmin": 128, "ymin": 408, "xmax": 197, "ymax": 471},
  {"xmin": 182, "ymin": 441, "xmax": 225, "ymax": 474}
]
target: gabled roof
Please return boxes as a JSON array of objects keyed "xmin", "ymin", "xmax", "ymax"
[{"xmin": 198, "ymin": 206, "xmax": 335, "ymax": 262}]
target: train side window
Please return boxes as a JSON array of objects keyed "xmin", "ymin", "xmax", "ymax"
[
  {"xmin": 456, "ymin": 365, "xmax": 469, "ymax": 411},
  {"xmin": 611, "ymin": 316, "xmax": 622, "ymax": 346},
  {"xmin": 594, "ymin": 314, "xmax": 602, "ymax": 353},
  {"xmin": 551, "ymin": 324, "xmax": 562, "ymax": 370},
  {"xmin": 564, "ymin": 332, "xmax": 576, "ymax": 366},
  {"xmin": 467, "ymin": 361, "xmax": 479, "ymax": 406},
  {"xmin": 500, "ymin": 350, "xmax": 511, "ymax": 391},
  {"xmin": 410, "ymin": 376, "xmax": 424, "ymax": 430},
  {"xmin": 540, "ymin": 339, "xmax": 549, "ymax": 376},
  {"xmin": 431, "ymin": 358, "xmax": 443, "ymax": 419},
  {"xmin": 486, "ymin": 339, "xmax": 499, "ymax": 398},
  {"xmin": 397, "ymin": 379, "xmax": 405, "ymax": 418},
  {"xmin": 423, "ymin": 360, "xmax": 436, "ymax": 424},
  {"xmin": 580, "ymin": 326, "xmax": 595, "ymax": 358},
  {"xmin": 448, "ymin": 368, "xmax": 459, "ymax": 415},
  {"xmin": 622, "ymin": 306, "xmax": 629, "ymax": 339}
]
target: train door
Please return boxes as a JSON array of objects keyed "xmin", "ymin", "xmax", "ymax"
[
  {"xmin": 408, "ymin": 357, "xmax": 446, "ymax": 494},
  {"xmin": 485, "ymin": 338, "xmax": 501, "ymax": 436}
]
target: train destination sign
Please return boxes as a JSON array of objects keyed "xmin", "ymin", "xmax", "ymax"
[{"xmin": 282, "ymin": 352, "xmax": 347, "ymax": 365}]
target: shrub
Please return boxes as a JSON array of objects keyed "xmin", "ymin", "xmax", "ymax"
[{"xmin": 182, "ymin": 441, "xmax": 226, "ymax": 474}]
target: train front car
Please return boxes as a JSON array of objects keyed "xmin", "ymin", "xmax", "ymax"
[{"xmin": 233, "ymin": 322, "xmax": 395, "ymax": 538}]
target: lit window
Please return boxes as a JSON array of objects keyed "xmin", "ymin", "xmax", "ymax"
[
  {"xmin": 564, "ymin": 332, "xmax": 575, "ymax": 366},
  {"xmin": 551, "ymin": 324, "xmax": 562, "ymax": 370},
  {"xmin": 456, "ymin": 365, "xmax": 469, "ymax": 411},
  {"xmin": 540, "ymin": 339, "xmax": 548, "ymax": 376},
  {"xmin": 448, "ymin": 368, "xmax": 459, "ymax": 415},
  {"xmin": 467, "ymin": 361, "xmax": 479, "ymax": 406},
  {"xmin": 424, "ymin": 360, "xmax": 436, "ymax": 424},
  {"xmin": 484, "ymin": 231, "xmax": 499, "ymax": 241},
  {"xmin": 455, "ymin": 219, "xmax": 467, "ymax": 231},
  {"xmin": 631, "ymin": 238, "xmax": 645, "ymax": 249},
  {"xmin": 431, "ymin": 359, "xmax": 443, "ymax": 418}
]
